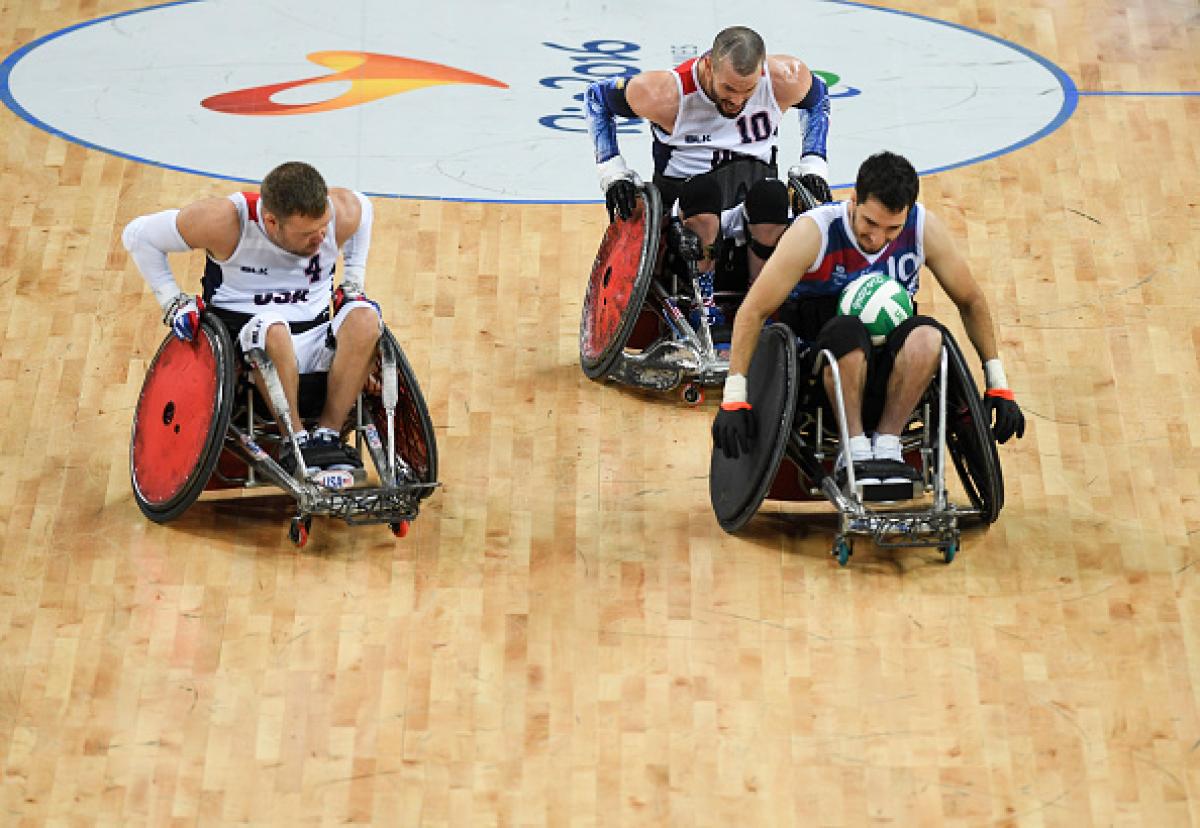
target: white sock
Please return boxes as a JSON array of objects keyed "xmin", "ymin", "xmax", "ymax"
[
  {"xmin": 873, "ymin": 433, "xmax": 903, "ymax": 462},
  {"xmin": 314, "ymin": 427, "xmax": 340, "ymax": 441},
  {"xmin": 849, "ymin": 434, "xmax": 872, "ymax": 462},
  {"xmin": 293, "ymin": 429, "xmax": 310, "ymax": 445}
]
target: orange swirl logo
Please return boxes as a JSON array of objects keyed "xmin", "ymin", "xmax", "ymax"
[{"xmin": 201, "ymin": 51, "xmax": 508, "ymax": 116}]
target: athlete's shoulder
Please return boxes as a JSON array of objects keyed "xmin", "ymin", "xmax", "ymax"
[
  {"xmin": 177, "ymin": 195, "xmax": 242, "ymax": 257},
  {"xmin": 627, "ymin": 68, "xmax": 682, "ymax": 122},
  {"xmin": 766, "ymin": 54, "xmax": 813, "ymax": 108}
]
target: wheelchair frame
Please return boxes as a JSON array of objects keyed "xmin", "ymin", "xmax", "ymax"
[
  {"xmin": 130, "ymin": 314, "xmax": 438, "ymax": 547},
  {"xmin": 580, "ymin": 177, "xmax": 824, "ymax": 404},
  {"xmin": 710, "ymin": 323, "xmax": 1004, "ymax": 565},
  {"xmin": 580, "ymin": 181, "xmax": 732, "ymax": 404}
]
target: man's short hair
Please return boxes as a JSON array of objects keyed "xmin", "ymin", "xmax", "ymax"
[
  {"xmin": 260, "ymin": 161, "xmax": 328, "ymax": 219},
  {"xmin": 854, "ymin": 152, "xmax": 920, "ymax": 212},
  {"xmin": 711, "ymin": 27, "xmax": 766, "ymax": 76}
]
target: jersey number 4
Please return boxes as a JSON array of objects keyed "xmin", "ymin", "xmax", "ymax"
[{"xmin": 305, "ymin": 255, "xmax": 322, "ymax": 284}]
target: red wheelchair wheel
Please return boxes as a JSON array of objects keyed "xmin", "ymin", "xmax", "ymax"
[
  {"xmin": 368, "ymin": 327, "xmax": 438, "ymax": 498},
  {"xmin": 579, "ymin": 183, "xmax": 662, "ymax": 380},
  {"xmin": 130, "ymin": 317, "xmax": 236, "ymax": 522}
]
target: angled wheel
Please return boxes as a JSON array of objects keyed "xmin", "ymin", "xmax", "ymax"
[
  {"xmin": 938, "ymin": 331, "xmax": 1004, "ymax": 525},
  {"xmin": 579, "ymin": 182, "xmax": 662, "ymax": 380},
  {"xmin": 709, "ymin": 323, "xmax": 798, "ymax": 533},
  {"xmin": 368, "ymin": 327, "xmax": 438, "ymax": 496},
  {"xmin": 130, "ymin": 316, "xmax": 236, "ymax": 522}
]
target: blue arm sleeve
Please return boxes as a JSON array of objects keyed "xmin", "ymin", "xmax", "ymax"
[
  {"xmin": 585, "ymin": 77, "xmax": 637, "ymax": 164},
  {"xmin": 795, "ymin": 73, "xmax": 830, "ymax": 159}
]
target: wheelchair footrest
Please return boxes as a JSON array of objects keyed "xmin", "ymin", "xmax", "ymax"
[
  {"xmin": 308, "ymin": 467, "xmax": 369, "ymax": 490},
  {"xmin": 858, "ymin": 480, "xmax": 924, "ymax": 502}
]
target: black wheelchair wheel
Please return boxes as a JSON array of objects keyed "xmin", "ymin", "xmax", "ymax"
[
  {"xmin": 130, "ymin": 316, "xmax": 236, "ymax": 523},
  {"xmin": 368, "ymin": 327, "xmax": 438, "ymax": 496},
  {"xmin": 709, "ymin": 323, "xmax": 798, "ymax": 533},
  {"xmin": 939, "ymin": 332, "xmax": 1005, "ymax": 525},
  {"xmin": 579, "ymin": 182, "xmax": 662, "ymax": 380}
]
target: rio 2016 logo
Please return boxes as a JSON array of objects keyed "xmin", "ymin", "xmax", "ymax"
[
  {"xmin": 535, "ymin": 39, "xmax": 860, "ymax": 133},
  {"xmin": 202, "ymin": 50, "xmax": 508, "ymax": 116}
]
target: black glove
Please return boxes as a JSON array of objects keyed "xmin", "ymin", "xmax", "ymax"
[
  {"xmin": 984, "ymin": 390, "xmax": 1025, "ymax": 444},
  {"xmin": 798, "ymin": 173, "xmax": 832, "ymax": 205},
  {"xmin": 605, "ymin": 179, "xmax": 639, "ymax": 222},
  {"xmin": 712, "ymin": 403, "xmax": 757, "ymax": 459}
]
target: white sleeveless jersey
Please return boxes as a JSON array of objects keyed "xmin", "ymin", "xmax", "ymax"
[
  {"xmin": 201, "ymin": 191, "xmax": 339, "ymax": 322},
  {"xmin": 651, "ymin": 56, "xmax": 784, "ymax": 179}
]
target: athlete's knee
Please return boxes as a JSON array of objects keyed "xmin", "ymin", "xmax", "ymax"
[
  {"xmin": 239, "ymin": 311, "xmax": 292, "ymax": 356},
  {"xmin": 890, "ymin": 315, "xmax": 942, "ymax": 361},
  {"xmin": 334, "ymin": 305, "xmax": 382, "ymax": 346},
  {"xmin": 678, "ymin": 174, "xmax": 722, "ymax": 220},
  {"xmin": 817, "ymin": 314, "xmax": 872, "ymax": 359},
  {"xmin": 745, "ymin": 179, "xmax": 789, "ymax": 227}
]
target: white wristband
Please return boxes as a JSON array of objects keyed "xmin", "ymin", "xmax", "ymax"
[
  {"xmin": 983, "ymin": 358, "xmax": 1008, "ymax": 390},
  {"xmin": 722, "ymin": 373, "xmax": 747, "ymax": 404},
  {"xmin": 790, "ymin": 154, "xmax": 829, "ymax": 181},
  {"xmin": 596, "ymin": 155, "xmax": 640, "ymax": 193}
]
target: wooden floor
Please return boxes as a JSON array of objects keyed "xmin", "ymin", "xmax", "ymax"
[{"xmin": 2, "ymin": 1, "xmax": 1199, "ymax": 824}]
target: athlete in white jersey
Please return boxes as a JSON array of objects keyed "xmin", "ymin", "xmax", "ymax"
[
  {"xmin": 649, "ymin": 54, "xmax": 785, "ymax": 180},
  {"xmin": 122, "ymin": 161, "xmax": 382, "ymax": 476},
  {"xmin": 586, "ymin": 26, "xmax": 833, "ymax": 317}
]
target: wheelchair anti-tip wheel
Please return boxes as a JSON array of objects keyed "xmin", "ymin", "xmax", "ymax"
[
  {"xmin": 130, "ymin": 316, "xmax": 236, "ymax": 523},
  {"xmin": 579, "ymin": 182, "xmax": 662, "ymax": 380},
  {"xmin": 366, "ymin": 327, "xmax": 438, "ymax": 497}
]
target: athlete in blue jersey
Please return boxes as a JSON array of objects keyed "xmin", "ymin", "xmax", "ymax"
[{"xmin": 713, "ymin": 152, "xmax": 1026, "ymax": 482}]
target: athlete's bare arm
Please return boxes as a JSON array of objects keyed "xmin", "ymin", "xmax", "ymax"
[
  {"xmin": 922, "ymin": 209, "xmax": 999, "ymax": 364},
  {"xmin": 624, "ymin": 69, "xmax": 683, "ymax": 134},
  {"xmin": 175, "ymin": 197, "xmax": 242, "ymax": 261},
  {"xmin": 727, "ymin": 216, "xmax": 824, "ymax": 376},
  {"xmin": 767, "ymin": 54, "xmax": 816, "ymax": 110},
  {"xmin": 330, "ymin": 187, "xmax": 363, "ymax": 247}
]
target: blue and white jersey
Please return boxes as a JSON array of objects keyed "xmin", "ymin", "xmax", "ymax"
[
  {"xmin": 790, "ymin": 200, "xmax": 926, "ymax": 300},
  {"xmin": 201, "ymin": 191, "xmax": 339, "ymax": 322},
  {"xmin": 651, "ymin": 56, "xmax": 783, "ymax": 179}
]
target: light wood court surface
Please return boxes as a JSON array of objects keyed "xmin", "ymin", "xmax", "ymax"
[{"xmin": 1, "ymin": 1, "xmax": 1199, "ymax": 825}]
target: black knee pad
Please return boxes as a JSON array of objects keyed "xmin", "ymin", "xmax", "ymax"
[
  {"xmin": 744, "ymin": 178, "xmax": 789, "ymax": 226},
  {"xmin": 814, "ymin": 314, "xmax": 873, "ymax": 360},
  {"xmin": 678, "ymin": 174, "xmax": 723, "ymax": 219}
]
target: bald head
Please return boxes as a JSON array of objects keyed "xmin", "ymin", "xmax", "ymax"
[{"xmin": 711, "ymin": 26, "xmax": 766, "ymax": 76}]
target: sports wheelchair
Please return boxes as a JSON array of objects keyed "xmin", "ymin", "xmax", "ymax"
[
  {"xmin": 130, "ymin": 312, "xmax": 438, "ymax": 547},
  {"xmin": 580, "ymin": 174, "xmax": 821, "ymax": 404},
  {"xmin": 710, "ymin": 322, "xmax": 1003, "ymax": 565}
]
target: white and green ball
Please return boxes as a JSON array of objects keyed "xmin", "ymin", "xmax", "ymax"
[{"xmin": 837, "ymin": 273, "xmax": 914, "ymax": 345}]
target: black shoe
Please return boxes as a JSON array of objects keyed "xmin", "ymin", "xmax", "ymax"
[
  {"xmin": 834, "ymin": 453, "xmax": 877, "ymax": 486},
  {"xmin": 303, "ymin": 432, "xmax": 364, "ymax": 471},
  {"xmin": 278, "ymin": 440, "xmax": 317, "ymax": 478}
]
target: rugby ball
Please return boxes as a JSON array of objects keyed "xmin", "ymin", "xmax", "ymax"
[{"xmin": 837, "ymin": 273, "xmax": 914, "ymax": 345}]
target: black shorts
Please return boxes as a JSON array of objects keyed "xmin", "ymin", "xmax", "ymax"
[{"xmin": 800, "ymin": 313, "xmax": 941, "ymax": 432}]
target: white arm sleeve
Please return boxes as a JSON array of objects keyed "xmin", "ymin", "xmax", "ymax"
[
  {"xmin": 340, "ymin": 191, "xmax": 373, "ymax": 293},
  {"xmin": 121, "ymin": 210, "xmax": 192, "ymax": 311}
]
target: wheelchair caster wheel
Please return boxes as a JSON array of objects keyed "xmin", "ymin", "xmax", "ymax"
[
  {"xmin": 941, "ymin": 540, "xmax": 958, "ymax": 564},
  {"xmin": 289, "ymin": 516, "xmax": 312, "ymax": 548},
  {"xmin": 681, "ymin": 383, "xmax": 704, "ymax": 406},
  {"xmin": 390, "ymin": 520, "xmax": 410, "ymax": 539},
  {"xmin": 833, "ymin": 538, "xmax": 853, "ymax": 567}
]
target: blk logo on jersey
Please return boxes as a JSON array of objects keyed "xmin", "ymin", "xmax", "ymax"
[{"xmin": 201, "ymin": 51, "xmax": 508, "ymax": 117}]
